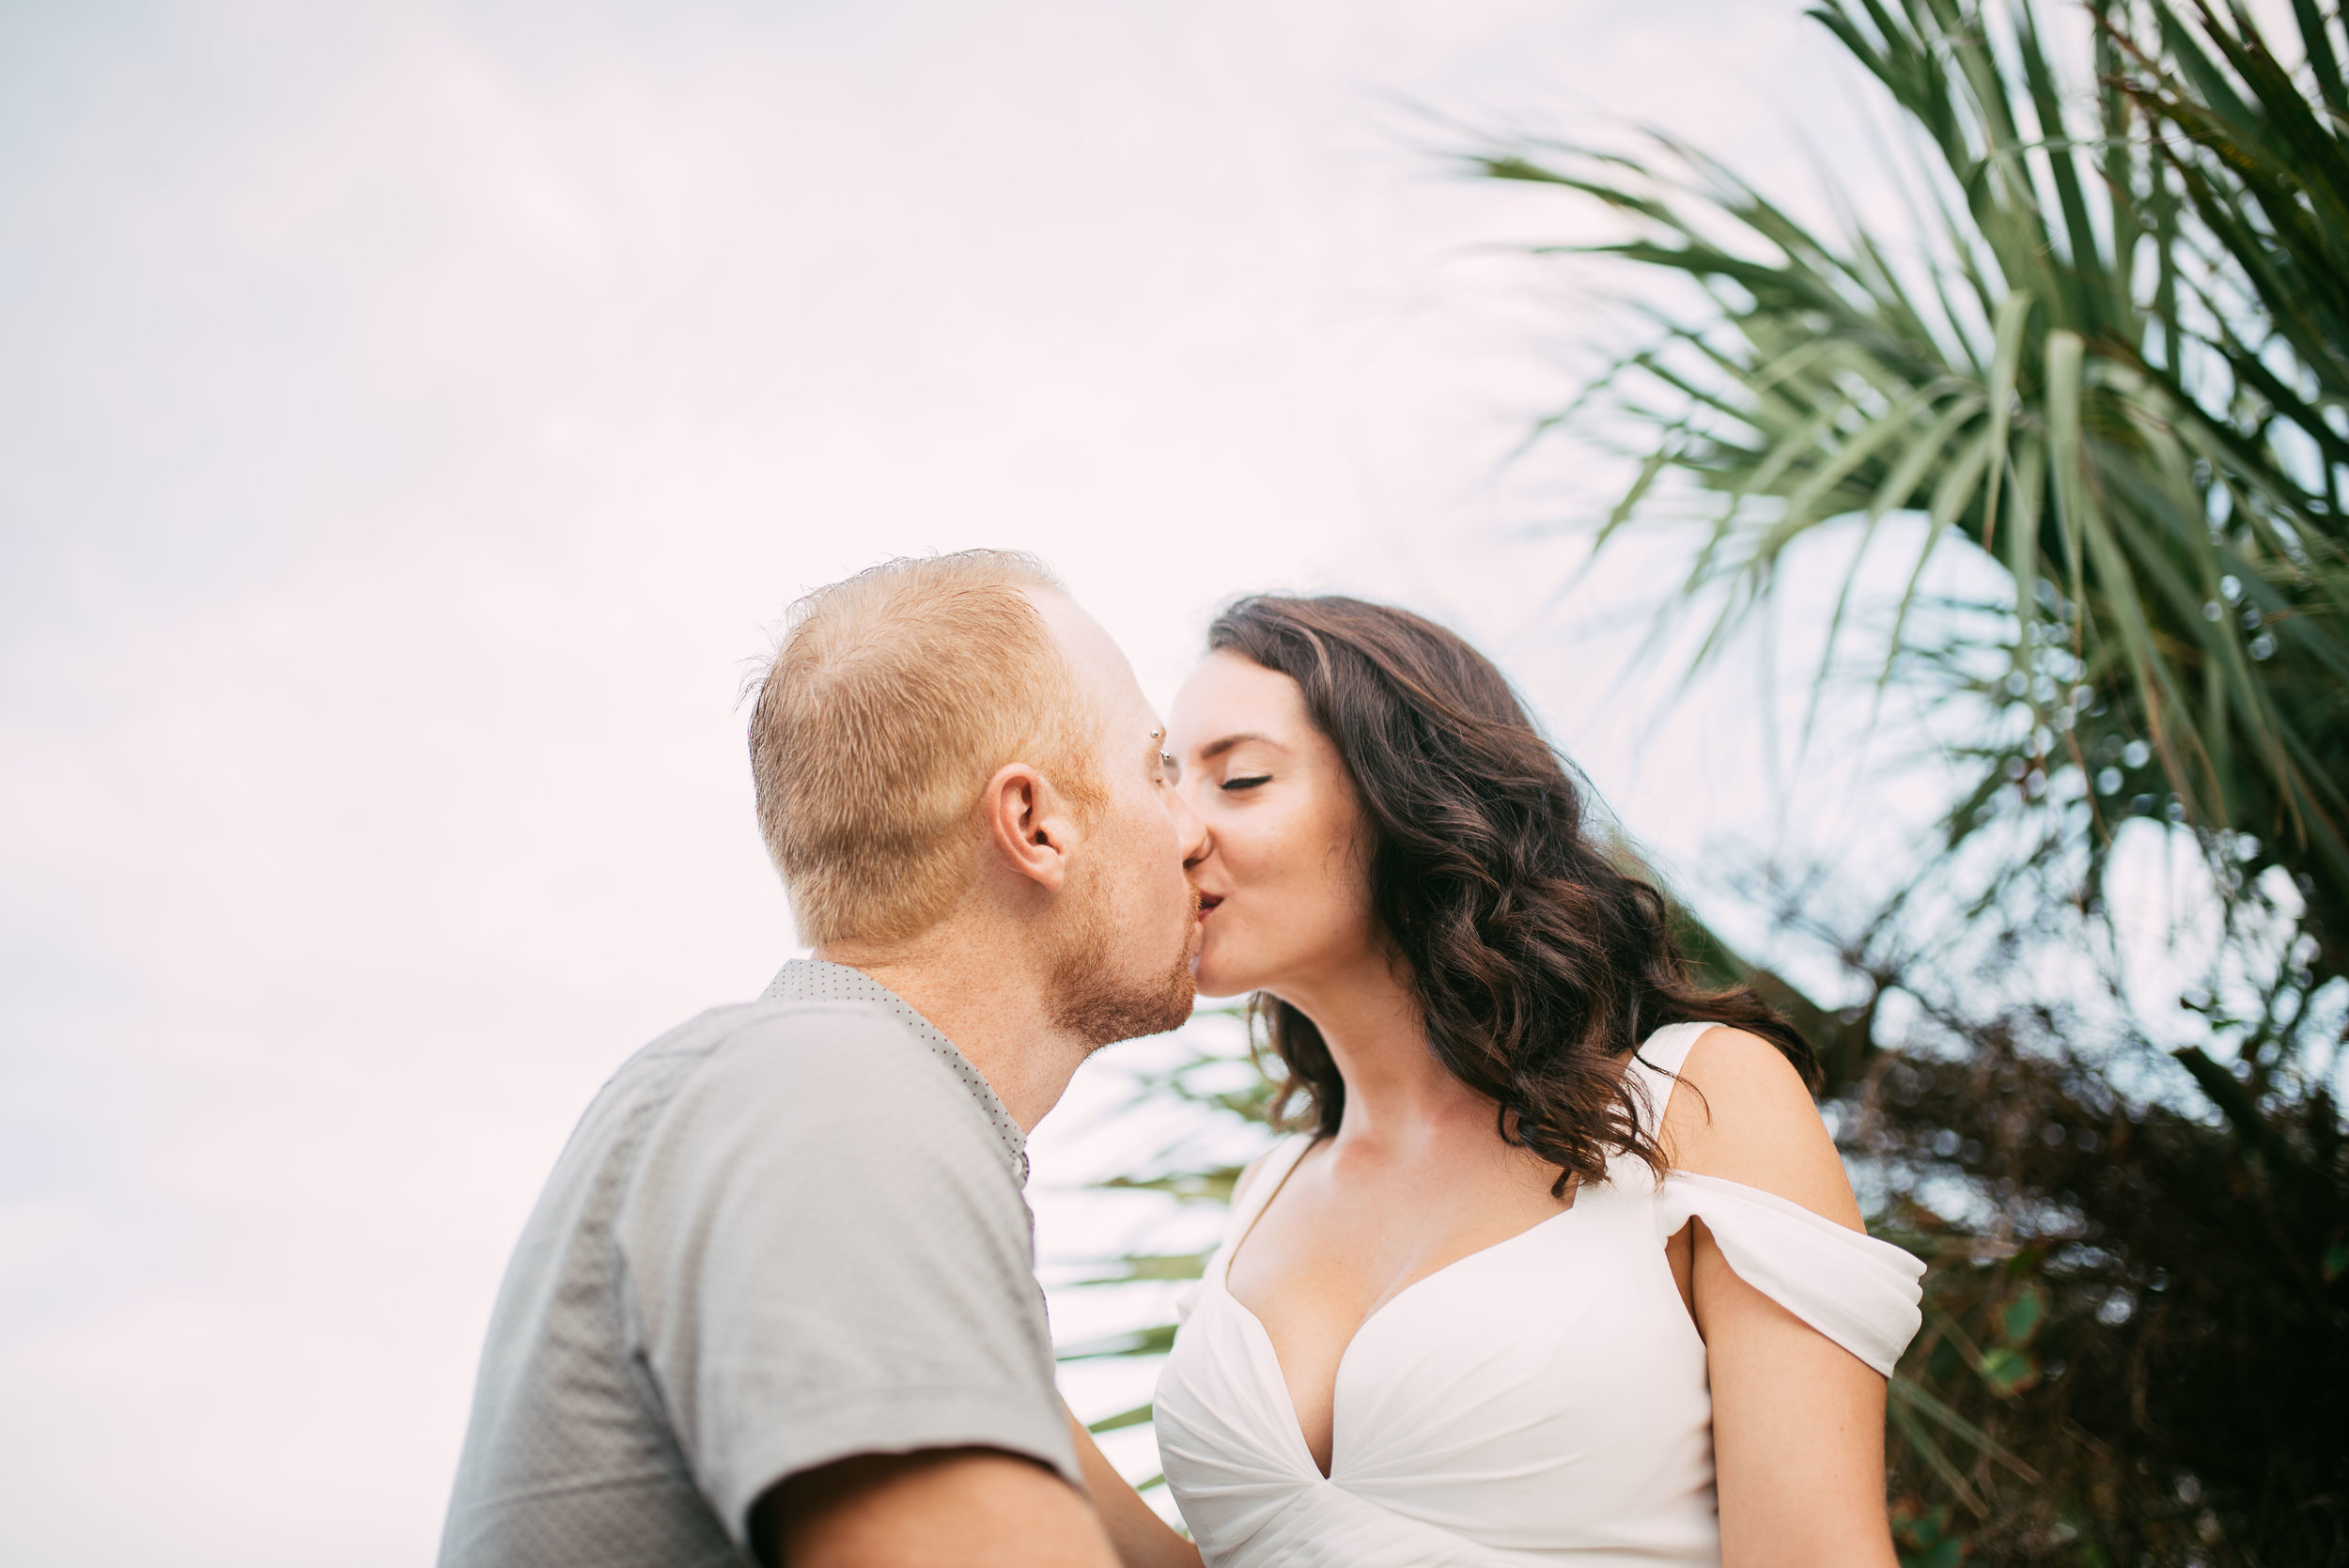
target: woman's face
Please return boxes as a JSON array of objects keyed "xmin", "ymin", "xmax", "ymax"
[{"xmin": 1168, "ymin": 651, "xmax": 1378, "ymax": 1001}]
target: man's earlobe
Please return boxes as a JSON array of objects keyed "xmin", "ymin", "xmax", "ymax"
[{"xmin": 981, "ymin": 762, "xmax": 1068, "ymax": 892}]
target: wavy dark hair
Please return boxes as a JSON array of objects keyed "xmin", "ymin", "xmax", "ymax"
[{"xmin": 1208, "ymin": 594, "xmax": 1815, "ymax": 1190}]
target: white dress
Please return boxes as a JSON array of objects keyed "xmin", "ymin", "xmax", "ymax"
[{"xmin": 1153, "ymin": 1022, "xmax": 1926, "ymax": 1567}]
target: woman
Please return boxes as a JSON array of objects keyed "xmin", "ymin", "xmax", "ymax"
[{"xmin": 1072, "ymin": 595, "xmax": 1923, "ymax": 1568}]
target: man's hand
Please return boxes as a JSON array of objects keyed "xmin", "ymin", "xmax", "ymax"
[{"xmin": 755, "ymin": 1447, "xmax": 1119, "ymax": 1568}]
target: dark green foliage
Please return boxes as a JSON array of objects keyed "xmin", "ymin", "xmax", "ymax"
[{"xmin": 1850, "ymin": 994, "xmax": 2348, "ymax": 1563}]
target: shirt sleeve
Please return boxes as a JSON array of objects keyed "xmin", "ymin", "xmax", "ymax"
[{"xmin": 612, "ymin": 1004, "xmax": 1080, "ymax": 1549}]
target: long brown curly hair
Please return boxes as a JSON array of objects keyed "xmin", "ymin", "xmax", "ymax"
[{"xmin": 1207, "ymin": 594, "xmax": 1815, "ymax": 1190}]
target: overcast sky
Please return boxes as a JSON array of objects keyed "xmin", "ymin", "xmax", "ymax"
[{"xmin": 0, "ymin": 2, "xmax": 1992, "ymax": 1561}]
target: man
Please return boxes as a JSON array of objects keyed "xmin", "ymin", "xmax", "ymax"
[{"xmin": 439, "ymin": 551, "xmax": 1206, "ymax": 1568}]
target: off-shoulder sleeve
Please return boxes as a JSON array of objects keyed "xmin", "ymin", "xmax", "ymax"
[{"xmin": 1656, "ymin": 1171, "xmax": 1924, "ymax": 1376}]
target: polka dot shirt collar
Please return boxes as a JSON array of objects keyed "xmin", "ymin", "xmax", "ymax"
[{"xmin": 760, "ymin": 958, "xmax": 1030, "ymax": 1186}]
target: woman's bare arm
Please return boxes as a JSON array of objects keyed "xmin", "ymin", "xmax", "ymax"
[
  {"xmin": 1662, "ymin": 1027, "xmax": 1899, "ymax": 1568},
  {"xmin": 1064, "ymin": 1405, "xmax": 1202, "ymax": 1568}
]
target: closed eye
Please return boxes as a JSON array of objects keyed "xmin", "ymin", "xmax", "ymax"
[{"xmin": 1221, "ymin": 774, "xmax": 1271, "ymax": 792}]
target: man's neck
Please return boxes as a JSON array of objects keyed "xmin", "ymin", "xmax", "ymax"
[{"xmin": 814, "ymin": 926, "xmax": 1089, "ymax": 1134}]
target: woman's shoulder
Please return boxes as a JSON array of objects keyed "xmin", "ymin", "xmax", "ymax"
[
  {"xmin": 1229, "ymin": 1146, "xmax": 1279, "ymax": 1209},
  {"xmin": 1656, "ymin": 1025, "xmax": 1863, "ymax": 1233},
  {"xmin": 1227, "ymin": 1132, "xmax": 1314, "ymax": 1210}
]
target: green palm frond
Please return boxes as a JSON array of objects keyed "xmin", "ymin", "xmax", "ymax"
[{"xmin": 1482, "ymin": 0, "xmax": 2349, "ymax": 993}]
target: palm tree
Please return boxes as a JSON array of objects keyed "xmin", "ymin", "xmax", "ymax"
[{"xmin": 1475, "ymin": 0, "xmax": 2347, "ymax": 1051}]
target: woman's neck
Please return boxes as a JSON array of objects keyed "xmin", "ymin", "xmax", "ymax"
[{"xmin": 1270, "ymin": 952, "xmax": 1492, "ymax": 1152}]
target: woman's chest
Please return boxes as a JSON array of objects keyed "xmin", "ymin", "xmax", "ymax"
[
  {"xmin": 1161, "ymin": 1192, "xmax": 1720, "ymax": 1554},
  {"xmin": 1225, "ymin": 1161, "xmax": 1580, "ymax": 1466},
  {"xmin": 1224, "ymin": 1150, "xmax": 1576, "ymax": 1353},
  {"xmin": 1315, "ymin": 1205, "xmax": 1709, "ymax": 1447}
]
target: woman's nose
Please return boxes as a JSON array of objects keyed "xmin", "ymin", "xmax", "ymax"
[{"xmin": 1168, "ymin": 783, "xmax": 1209, "ymax": 866}]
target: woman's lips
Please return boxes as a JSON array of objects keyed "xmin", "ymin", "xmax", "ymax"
[{"xmin": 1196, "ymin": 893, "xmax": 1224, "ymax": 922}]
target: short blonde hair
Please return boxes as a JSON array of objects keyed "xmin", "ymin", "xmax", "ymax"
[{"xmin": 749, "ymin": 551, "xmax": 1102, "ymax": 946}]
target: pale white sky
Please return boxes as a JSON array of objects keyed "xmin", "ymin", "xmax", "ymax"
[{"xmin": 0, "ymin": 2, "xmax": 1983, "ymax": 1561}]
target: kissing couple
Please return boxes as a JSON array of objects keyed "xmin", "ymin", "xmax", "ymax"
[{"xmin": 439, "ymin": 551, "xmax": 1924, "ymax": 1568}]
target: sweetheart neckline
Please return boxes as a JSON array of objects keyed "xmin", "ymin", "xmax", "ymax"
[{"xmin": 1212, "ymin": 1199, "xmax": 1594, "ymax": 1478}]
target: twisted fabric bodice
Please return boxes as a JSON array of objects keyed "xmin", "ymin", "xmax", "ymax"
[{"xmin": 1153, "ymin": 1022, "xmax": 1924, "ymax": 1566}]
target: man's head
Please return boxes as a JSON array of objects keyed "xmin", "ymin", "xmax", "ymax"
[{"xmin": 749, "ymin": 551, "xmax": 1199, "ymax": 1046}]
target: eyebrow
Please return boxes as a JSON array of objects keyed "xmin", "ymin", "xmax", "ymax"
[{"xmin": 1196, "ymin": 731, "xmax": 1282, "ymax": 762}]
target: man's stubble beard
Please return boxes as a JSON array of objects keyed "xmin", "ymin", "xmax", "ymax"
[{"xmin": 1048, "ymin": 864, "xmax": 1196, "ymax": 1050}]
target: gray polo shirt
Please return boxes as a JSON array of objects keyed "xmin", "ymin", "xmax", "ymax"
[{"xmin": 437, "ymin": 960, "xmax": 1079, "ymax": 1568}]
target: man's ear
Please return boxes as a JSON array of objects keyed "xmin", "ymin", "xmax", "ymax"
[{"xmin": 980, "ymin": 762, "xmax": 1071, "ymax": 893}]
